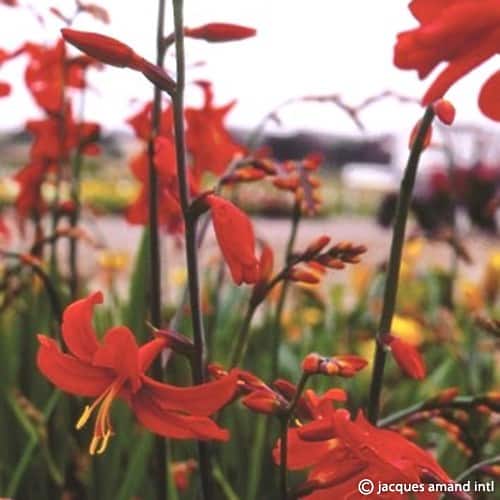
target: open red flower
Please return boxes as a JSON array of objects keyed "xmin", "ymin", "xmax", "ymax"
[
  {"xmin": 276, "ymin": 408, "xmax": 456, "ymax": 499},
  {"xmin": 185, "ymin": 81, "xmax": 245, "ymax": 182},
  {"xmin": 394, "ymin": 0, "xmax": 500, "ymax": 121},
  {"xmin": 37, "ymin": 292, "xmax": 238, "ymax": 454},
  {"xmin": 206, "ymin": 194, "xmax": 259, "ymax": 285}
]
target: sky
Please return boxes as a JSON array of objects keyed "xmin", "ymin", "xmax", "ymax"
[{"xmin": 1, "ymin": 0, "xmax": 500, "ymax": 142}]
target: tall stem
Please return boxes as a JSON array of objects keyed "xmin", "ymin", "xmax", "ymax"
[
  {"xmin": 367, "ymin": 106, "xmax": 435, "ymax": 424},
  {"xmin": 271, "ymin": 201, "xmax": 301, "ymax": 380},
  {"xmin": 171, "ymin": 1, "xmax": 212, "ymax": 498},
  {"xmin": 69, "ymin": 92, "xmax": 86, "ymax": 300},
  {"xmin": 149, "ymin": 0, "xmax": 168, "ymax": 498}
]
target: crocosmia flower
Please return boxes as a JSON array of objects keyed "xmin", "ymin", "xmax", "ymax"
[
  {"xmin": 394, "ymin": 0, "xmax": 500, "ymax": 121},
  {"xmin": 185, "ymin": 81, "xmax": 245, "ymax": 182},
  {"xmin": 276, "ymin": 408, "xmax": 456, "ymax": 499},
  {"xmin": 37, "ymin": 292, "xmax": 238, "ymax": 454},
  {"xmin": 206, "ymin": 195, "xmax": 259, "ymax": 285}
]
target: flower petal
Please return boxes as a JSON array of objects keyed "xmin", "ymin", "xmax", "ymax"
[
  {"xmin": 138, "ymin": 337, "xmax": 168, "ymax": 372},
  {"xmin": 479, "ymin": 70, "xmax": 500, "ymax": 121},
  {"xmin": 132, "ymin": 387, "xmax": 229, "ymax": 441},
  {"xmin": 62, "ymin": 291, "xmax": 102, "ymax": 362},
  {"xmin": 422, "ymin": 27, "xmax": 500, "ymax": 105},
  {"xmin": 93, "ymin": 326, "xmax": 140, "ymax": 385},
  {"xmin": 273, "ymin": 427, "xmax": 338, "ymax": 470},
  {"xmin": 141, "ymin": 370, "xmax": 238, "ymax": 416},
  {"xmin": 37, "ymin": 335, "xmax": 114, "ymax": 397}
]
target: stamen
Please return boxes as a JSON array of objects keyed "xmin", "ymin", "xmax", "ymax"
[
  {"xmin": 76, "ymin": 405, "xmax": 93, "ymax": 430},
  {"xmin": 96, "ymin": 430, "xmax": 112, "ymax": 454},
  {"xmin": 89, "ymin": 435, "xmax": 100, "ymax": 455}
]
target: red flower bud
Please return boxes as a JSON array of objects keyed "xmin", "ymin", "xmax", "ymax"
[
  {"xmin": 61, "ymin": 28, "xmax": 141, "ymax": 68},
  {"xmin": 241, "ymin": 390, "xmax": 286, "ymax": 415},
  {"xmin": 0, "ymin": 81, "xmax": 11, "ymax": 97},
  {"xmin": 298, "ymin": 418, "xmax": 336, "ymax": 441},
  {"xmin": 433, "ymin": 99, "xmax": 456, "ymax": 125},
  {"xmin": 206, "ymin": 195, "xmax": 259, "ymax": 285},
  {"xmin": 184, "ymin": 23, "xmax": 256, "ymax": 43},
  {"xmin": 304, "ymin": 235, "xmax": 331, "ymax": 256},
  {"xmin": 288, "ymin": 266, "xmax": 321, "ymax": 284},
  {"xmin": 386, "ymin": 335, "xmax": 426, "ymax": 380},
  {"xmin": 302, "ymin": 353, "xmax": 367, "ymax": 377}
]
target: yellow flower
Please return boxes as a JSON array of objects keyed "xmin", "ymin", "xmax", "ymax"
[
  {"xmin": 171, "ymin": 267, "xmax": 187, "ymax": 287},
  {"xmin": 482, "ymin": 251, "xmax": 500, "ymax": 303},
  {"xmin": 97, "ymin": 250, "xmax": 129, "ymax": 272},
  {"xmin": 400, "ymin": 237, "xmax": 424, "ymax": 281},
  {"xmin": 350, "ymin": 263, "xmax": 373, "ymax": 298},
  {"xmin": 302, "ymin": 307, "xmax": 323, "ymax": 327},
  {"xmin": 391, "ymin": 314, "xmax": 423, "ymax": 346},
  {"xmin": 459, "ymin": 280, "xmax": 484, "ymax": 312}
]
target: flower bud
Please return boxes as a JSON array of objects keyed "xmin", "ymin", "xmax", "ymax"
[
  {"xmin": 297, "ymin": 418, "xmax": 335, "ymax": 441},
  {"xmin": 434, "ymin": 99, "xmax": 456, "ymax": 125},
  {"xmin": 302, "ymin": 353, "xmax": 367, "ymax": 377},
  {"xmin": 304, "ymin": 235, "xmax": 331, "ymax": 256},
  {"xmin": 241, "ymin": 390, "xmax": 286, "ymax": 415},
  {"xmin": 184, "ymin": 23, "xmax": 256, "ymax": 42},
  {"xmin": 385, "ymin": 334, "xmax": 426, "ymax": 380},
  {"xmin": 288, "ymin": 267, "xmax": 321, "ymax": 284},
  {"xmin": 62, "ymin": 29, "xmax": 141, "ymax": 68}
]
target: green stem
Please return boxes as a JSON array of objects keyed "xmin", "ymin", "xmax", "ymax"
[
  {"xmin": 68, "ymin": 92, "xmax": 86, "ymax": 300},
  {"xmin": 378, "ymin": 395, "xmax": 494, "ymax": 428},
  {"xmin": 278, "ymin": 373, "xmax": 310, "ymax": 500},
  {"xmin": 454, "ymin": 455, "xmax": 500, "ymax": 483},
  {"xmin": 6, "ymin": 390, "xmax": 61, "ymax": 497},
  {"xmin": 229, "ymin": 303, "xmax": 257, "ymax": 368},
  {"xmin": 149, "ymin": 0, "xmax": 169, "ymax": 498},
  {"xmin": 213, "ymin": 461, "xmax": 240, "ymax": 500},
  {"xmin": 172, "ymin": 1, "xmax": 212, "ymax": 498},
  {"xmin": 271, "ymin": 202, "xmax": 301, "ymax": 380},
  {"xmin": 367, "ymin": 106, "xmax": 435, "ymax": 424}
]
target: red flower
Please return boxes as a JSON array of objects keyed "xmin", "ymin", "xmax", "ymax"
[
  {"xmin": 385, "ymin": 335, "xmax": 427, "ymax": 380},
  {"xmin": 0, "ymin": 81, "xmax": 10, "ymax": 97},
  {"xmin": 125, "ymin": 104, "xmax": 187, "ymax": 233},
  {"xmin": 184, "ymin": 23, "xmax": 256, "ymax": 42},
  {"xmin": 394, "ymin": 0, "xmax": 500, "ymax": 121},
  {"xmin": 185, "ymin": 81, "xmax": 245, "ymax": 181},
  {"xmin": 206, "ymin": 195, "xmax": 259, "ymax": 285},
  {"xmin": 276, "ymin": 408, "xmax": 455, "ymax": 499},
  {"xmin": 37, "ymin": 292, "xmax": 238, "ymax": 454},
  {"xmin": 21, "ymin": 40, "xmax": 100, "ymax": 113}
]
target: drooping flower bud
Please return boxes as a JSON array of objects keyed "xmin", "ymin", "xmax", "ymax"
[{"xmin": 385, "ymin": 334, "xmax": 426, "ymax": 380}]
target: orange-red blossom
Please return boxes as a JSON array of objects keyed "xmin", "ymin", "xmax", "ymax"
[
  {"xmin": 206, "ymin": 195, "xmax": 259, "ymax": 285},
  {"xmin": 394, "ymin": 0, "xmax": 500, "ymax": 121},
  {"xmin": 37, "ymin": 292, "xmax": 238, "ymax": 454}
]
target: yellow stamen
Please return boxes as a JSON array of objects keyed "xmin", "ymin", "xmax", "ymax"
[
  {"xmin": 76, "ymin": 405, "xmax": 93, "ymax": 430},
  {"xmin": 75, "ymin": 379, "xmax": 124, "ymax": 455}
]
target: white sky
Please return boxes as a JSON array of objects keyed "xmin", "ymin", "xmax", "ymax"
[{"xmin": 1, "ymin": 0, "xmax": 500, "ymax": 139}]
